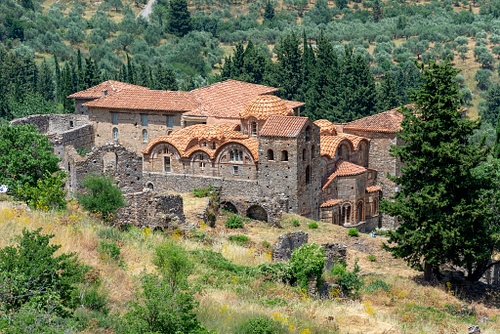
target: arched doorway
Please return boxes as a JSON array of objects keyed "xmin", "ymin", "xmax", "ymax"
[
  {"xmin": 246, "ymin": 205, "xmax": 268, "ymax": 222},
  {"xmin": 221, "ymin": 201, "xmax": 238, "ymax": 214}
]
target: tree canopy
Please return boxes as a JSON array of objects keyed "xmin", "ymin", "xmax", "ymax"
[{"xmin": 382, "ymin": 60, "xmax": 497, "ymax": 282}]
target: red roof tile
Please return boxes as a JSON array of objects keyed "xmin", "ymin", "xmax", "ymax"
[
  {"xmin": 259, "ymin": 116, "xmax": 309, "ymax": 137},
  {"xmin": 320, "ymin": 136, "xmax": 352, "ymax": 159},
  {"xmin": 240, "ymin": 95, "xmax": 294, "ymax": 120},
  {"xmin": 320, "ymin": 199, "xmax": 342, "ymax": 208},
  {"xmin": 366, "ymin": 185, "xmax": 381, "ymax": 193},
  {"xmin": 344, "ymin": 107, "xmax": 403, "ymax": 134},
  {"xmin": 83, "ymin": 90, "xmax": 195, "ymax": 112},
  {"xmin": 67, "ymin": 80, "xmax": 150, "ymax": 99},
  {"xmin": 314, "ymin": 119, "xmax": 337, "ymax": 136},
  {"xmin": 322, "ymin": 159, "xmax": 366, "ymax": 190}
]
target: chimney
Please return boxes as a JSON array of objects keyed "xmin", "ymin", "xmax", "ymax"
[{"xmin": 102, "ymin": 89, "xmax": 108, "ymax": 97}]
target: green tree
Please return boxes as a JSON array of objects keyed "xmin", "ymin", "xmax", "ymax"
[
  {"xmin": 263, "ymin": 0, "xmax": 275, "ymax": 22},
  {"xmin": 274, "ymin": 31, "xmax": 302, "ymax": 101},
  {"xmin": 16, "ymin": 171, "xmax": 67, "ymax": 211},
  {"xmin": 167, "ymin": 0, "xmax": 192, "ymax": 37},
  {"xmin": 0, "ymin": 228, "xmax": 88, "ymax": 314},
  {"xmin": 289, "ymin": 243, "xmax": 325, "ymax": 290},
  {"xmin": 122, "ymin": 242, "xmax": 208, "ymax": 333},
  {"xmin": 480, "ymin": 83, "xmax": 500, "ymax": 126},
  {"xmin": 0, "ymin": 124, "xmax": 60, "ymax": 196},
  {"xmin": 495, "ymin": 111, "xmax": 500, "ymax": 158},
  {"xmin": 382, "ymin": 60, "xmax": 492, "ymax": 281},
  {"xmin": 36, "ymin": 59, "xmax": 55, "ymax": 101},
  {"xmin": 377, "ymin": 72, "xmax": 400, "ymax": 112},
  {"xmin": 77, "ymin": 175, "xmax": 126, "ymax": 221}
]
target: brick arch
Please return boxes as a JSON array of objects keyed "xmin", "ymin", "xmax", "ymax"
[{"xmin": 215, "ymin": 142, "xmax": 255, "ymax": 164}]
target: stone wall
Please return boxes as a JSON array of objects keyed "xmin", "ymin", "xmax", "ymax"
[
  {"xmin": 482, "ymin": 262, "xmax": 500, "ymax": 286},
  {"xmin": 68, "ymin": 143, "xmax": 143, "ymax": 195},
  {"xmin": 322, "ymin": 243, "xmax": 347, "ymax": 270},
  {"xmin": 272, "ymin": 231, "xmax": 308, "ymax": 262},
  {"xmin": 116, "ymin": 191, "xmax": 185, "ymax": 229}
]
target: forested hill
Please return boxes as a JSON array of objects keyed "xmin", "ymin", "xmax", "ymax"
[{"xmin": 1, "ymin": 0, "xmax": 500, "ymax": 133}]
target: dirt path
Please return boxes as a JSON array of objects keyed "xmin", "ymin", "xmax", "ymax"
[{"xmin": 138, "ymin": 0, "xmax": 156, "ymax": 20}]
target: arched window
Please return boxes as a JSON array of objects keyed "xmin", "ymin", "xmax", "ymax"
[
  {"xmin": 251, "ymin": 122, "xmax": 258, "ymax": 136},
  {"xmin": 112, "ymin": 127, "xmax": 118, "ymax": 140},
  {"xmin": 305, "ymin": 126, "xmax": 311, "ymax": 142},
  {"xmin": 311, "ymin": 145, "xmax": 315, "ymax": 158},
  {"xmin": 281, "ymin": 150, "xmax": 288, "ymax": 161},
  {"xmin": 230, "ymin": 149, "xmax": 243, "ymax": 162},
  {"xmin": 341, "ymin": 204, "xmax": 351, "ymax": 225},
  {"xmin": 305, "ymin": 165, "xmax": 311, "ymax": 184},
  {"xmin": 357, "ymin": 201, "xmax": 364, "ymax": 223},
  {"xmin": 302, "ymin": 148, "xmax": 306, "ymax": 161},
  {"xmin": 267, "ymin": 149, "xmax": 274, "ymax": 161},
  {"xmin": 373, "ymin": 199, "xmax": 379, "ymax": 215},
  {"xmin": 142, "ymin": 129, "xmax": 148, "ymax": 143}
]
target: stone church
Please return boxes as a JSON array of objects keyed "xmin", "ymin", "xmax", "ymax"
[{"xmin": 12, "ymin": 79, "xmax": 403, "ymax": 229}]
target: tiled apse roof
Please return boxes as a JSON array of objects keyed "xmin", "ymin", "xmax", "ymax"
[
  {"xmin": 322, "ymin": 159, "xmax": 367, "ymax": 190},
  {"xmin": 240, "ymin": 95, "xmax": 294, "ymax": 120}
]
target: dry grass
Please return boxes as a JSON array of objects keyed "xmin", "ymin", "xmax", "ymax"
[{"xmin": 1, "ymin": 197, "xmax": 499, "ymax": 333}]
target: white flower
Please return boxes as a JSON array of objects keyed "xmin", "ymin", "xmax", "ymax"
[{"xmin": 0, "ymin": 185, "xmax": 8, "ymax": 193}]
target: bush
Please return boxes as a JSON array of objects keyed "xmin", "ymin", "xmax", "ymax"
[
  {"xmin": 225, "ymin": 214, "xmax": 244, "ymax": 229},
  {"xmin": 77, "ymin": 175, "xmax": 126, "ymax": 221},
  {"xmin": 0, "ymin": 228, "xmax": 88, "ymax": 314},
  {"xmin": 330, "ymin": 260, "xmax": 363, "ymax": 298},
  {"xmin": 237, "ymin": 316, "xmax": 285, "ymax": 334},
  {"xmin": 289, "ymin": 243, "xmax": 325, "ymax": 290},
  {"xmin": 348, "ymin": 228, "xmax": 359, "ymax": 237},
  {"xmin": 291, "ymin": 219, "xmax": 301, "ymax": 227},
  {"xmin": 97, "ymin": 241, "xmax": 122, "ymax": 264},
  {"xmin": 367, "ymin": 254, "xmax": 377, "ymax": 262},
  {"xmin": 364, "ymin": 279, "xmax": 390, "ymax": 293},
  {"xmin": 308, "ymin": 221, "xmax": 319, "ymax": 229},
  {"xmin": 193, "ymin": 186, "xmax": 211, "ymax": 198},
  {"xmin": 257, "ymin": 262, "xmax": 291, "ymax": 282},
  {"xmin": 16, "ymin": 171, "xmax": 67, "ymax": 211},
  {"xmin": 228, "ymin": 234, "xmax": 250, "ymax": 245}
]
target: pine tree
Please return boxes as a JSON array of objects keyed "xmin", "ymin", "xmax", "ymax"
[
  {"xmin": 263, "ymin": 0, "xmax": 275, "ymax": 22},
  {"xmin": 232, "ymin": 43, "xmax": 245, "ymax": 78},
  {"xmin": 495, "ymin": 111, "xmax": 500, "ymax": 158},
  {"xmin": 167, "ymin": 0, "xmax": 192, "ymax": 37},
  {"xmin": 382, "ymin": 60, "xmax": 493, "ymax": 281},
  {"xmin": 54, "ymin": 55, "xmax": 62, "ymax": 104},
  {"xmin": 377, "ymin": 72, "xmax": 400, "ymax": 112},
  {"xmin": 36, "ymin": 60, "xmax": 55, "ymax": 102},
  {"xmin": 153, "ymin": 64, "xmax": 178, "ymax": 90}
]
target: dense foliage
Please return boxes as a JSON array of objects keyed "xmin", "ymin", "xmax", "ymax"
[
  {"xmin": 77, "ymin": 175, "xmax": 126, "ymax": 220},
  {"xmin": 382, "ymin": 60, "xmax": 497, "ymax": 281}
]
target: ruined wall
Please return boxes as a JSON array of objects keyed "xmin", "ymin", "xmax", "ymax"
[
  {"xmin": 68, "ymin": 143, "xmax": 143, "ymax": 195},
  {"xmin": 322, "ymin": 243, "xmax": 347, "ymax": 269},
  {"xmin": 10, "ymin": 114, "xmax": 91, "ymax": 134},
  {"xmin": 272, "ymin": 231, "xmax": 308, "ymax": 262},
  {"xmin": 117, "ymin": 191, "xmax": 185, "ymax": 229}
]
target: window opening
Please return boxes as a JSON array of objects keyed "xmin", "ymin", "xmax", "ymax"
[
  {"xmin": 166, "ymin": 115, "xmax": 174, "ymax": 128},
  {"xmin": 141, "ymin": 114, "xmax": 148, "ymax": 126},
  {"xmin": 251, "ymin": 122, "xmax": 258, "ymax": 136},
  {"xmin": 142, "ymin": 129, "xmax": 148, "ymax": 143},
  {"xmin": 267, "ymin": 149, "xmax": 274, "ymax": 161},
  {"xmin": 112, "ymin": 127, "xmax": 118, "ymax": 140},
  {"xmin": 112, "ymin": 113, "xmax": 118, "ymax": 125},
  {"xmin": 281, "ymin": 150, "xmax": 288, "ymax": 161},
  {"xmin": 232, "ymin": 165, "xmax": 239, "ymax": 175},
  {"xmin": 305, "ymin": 165, "xmax": 311, "ymax": 184},
  {"xmin": 305, "ymin": 126, "xmax": 311, "ymax": 142},
  {"xmin": 164, "ymin": 156, "xmax": 171, "ymax": 173},
  {"xmin": 303, "ymin": 148, "xmax": 306, "ymax": 161}
]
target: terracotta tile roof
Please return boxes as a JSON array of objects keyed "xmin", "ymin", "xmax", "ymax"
[
  {"xmin": 320, "ymin": 199, "xmax": 342, "ymax": 208},
  {"xmin": 285, "ymin": 100, "xmax": 305, "ymax": 110},
  {"xmin": 67, "ymin": 80, "xmax": 150, "ymax": 99},
  {"xmin": 340, "ymin": 133, "xmax": 369, "ymax": 149},
  {"xmin": 83, "ymin": 90, "xmax": 195, "ymax": 112},
  {"xmin": 240, "ymin": 95, "xmax": 294, "ymax": 120},
  {"xmin": 314, "ymin": 119, "xmax": 337, "ymax": 136},
  {"xmin": 259, "ymin": 116, "xmax": 309, "ymax": 137},
  {"xmin": 183, "ymin": 146, "xmax": 217, "ymax": 159},
  {"xmin": 186, "ymin": 79, "xmax": 280, "ymax": 119},
  {"xmin": 344, "ymin": 107, "xmax": 403, "ymax": 134},
  {"xmin": 320, "ymin": 136, "xmax": 352, "ymax": 159},
  {"xmin": 366, "ymin": 185, "xmax": 381, "ymax": 193},
  {"xmin": 322, "ymin": 159, "xmax": 367, "ymax": 190}
]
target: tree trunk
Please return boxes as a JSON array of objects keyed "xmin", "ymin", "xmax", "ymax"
[{"xmin": 424, "ymin": 263, "xmax": 433, "ymax": 281}]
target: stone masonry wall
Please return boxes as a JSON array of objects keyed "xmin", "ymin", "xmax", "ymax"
[
  {"xmin": 322, "ymin": 243, "xmax": 347, "ymax": 270},
  {"xmin": 116, "ymin": 191, "xmax": 185, "ymax": 229},
  {"xmin": 272, "ymin": 231, "xmax": 308, "ymax": 262}
]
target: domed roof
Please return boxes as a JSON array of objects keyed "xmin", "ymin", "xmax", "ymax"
[
  {"xmin": 240, "ymin": 95, "xmax": 294, "ymax": 120},
  {"xmin": 314, "ymin": 119, "xmax": 337, "ymax": 136}
]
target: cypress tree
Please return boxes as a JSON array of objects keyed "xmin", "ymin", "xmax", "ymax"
[
  {"xmin": 495, "ymin": 111, "xmax": 500, "ymax": 158},
  {"xmin": 382, "ymin": 60, "xmax": 492, "ymax": 281},
  {"xmin": 263, "ymin": 0, "xmax": 275, "ymax": 22},
  {"xmin": 167, "ymin": 0, "xmax": 192, "ymax": 37},
  {"xmin": 37, "ymin": 60, "xmax": 55, "ymax": 102},
  {"xmin": 376, "ymin": 72, "xmax": 400, "ymax": 112},
  {"xmin": 274, "ymin": 31, "xmax": 302, "ymax": 101}
]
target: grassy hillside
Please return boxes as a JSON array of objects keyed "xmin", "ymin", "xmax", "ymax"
[{"xmin": 1, "ymin": 194, "xmax": 498, "ymax": 333}]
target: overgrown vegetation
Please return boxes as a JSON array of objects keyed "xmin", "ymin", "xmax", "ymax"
[
  {"xmin": 77, "ymin": 175, "xmax": 126, "ymax": 221},
  {"xmin": 225, "ymin": 214, "xmax": 244, "ymax": 229}
]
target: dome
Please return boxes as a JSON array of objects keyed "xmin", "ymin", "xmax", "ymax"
[
  {"xmin": 314, "ymin": 119, "xmax": 337, "ymax": 136},
  {"xmin": 240, "ymin": 95, "xmax": 294, "ymax": 121}
]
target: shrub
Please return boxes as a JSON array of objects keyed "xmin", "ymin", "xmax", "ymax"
[
  {"xmin": 228, "ymin": 234, "xmax": 250, "ymax": 245},
  {"xmin": 330, "ymin": 260, "xmax": 363, "ymax": 298},
  {"xmin": 367, "ymin": 254, "xmax": 377, "ymax": 262},
  {"xmin": 193, "ymin": 184, "xmax": 214, "ymax": 198},
  {"xmin": 291, "ymin": 219, "xmax": 301, "ymax": 227},
  {"xmin": 237, "ymin": 316, "xmax": 285, "ymax": 334},
  {"xmin": 16, "ymin": 171, "xmax": 67, "ymax": 211},
  {"xmin": 261, "ymin": 240, "xmax": 272, "ymax": 249},
  {"xmin": 225, "ymin": 214, "xmax": 244, "ymax": 229},
  {"xmin": 348, "ymin": 228, "xmax": 359, "ymax": 237},
  {"xmin": 308, "ymin": 221, "xmax": 319, "ymax": 229},
  {"xmin": 97, "ymin": 241, "xmax": 122, "ymax": 263},
  {"xmin": 97, "ymin": 226, "xmax": 123, "ymax": 241},
  {"xmin": 289, "ymin": 243, "xmax": 325, "ymax": 290},
  {"xmin": 0, "ymin": 228, "xmax": 88, "ymax": 314},
  {"xmin": 257, "ymin": 262, "xmax": 291, "ymax": 282},
  {"xmin": 77, "ymin": 175, "xmax": 126, "ymax": 221}
]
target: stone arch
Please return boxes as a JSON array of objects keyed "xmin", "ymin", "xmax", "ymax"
[
  {"xmin": 356, "ymin": 200, "xmax": 364, "ymax": 223},
  {"xmin": 221, "ymin": 201, "xmax": 238, "ymax": 213},
  {"xmin": 215, "ymin": 142, "xmax": 255, "ymax": 164},
  {"xmin": 247, "ymin": 205, "xmax": 268, "ymax": 222},
  {"xmin": 189, "ymin": 150, "xmax": 211, "ymax": 174},
  {"xmin": 341, "ymin": 202, "xmax": 352, "ymax": 225},
  {"xmin": 358, "ymin": 140, "xmax": 369, "ymax": 167},
  {"xmin": 146, "ymin": 182, "xmax": 155, "ymax": 191}
]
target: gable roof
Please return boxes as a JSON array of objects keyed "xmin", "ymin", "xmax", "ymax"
[
  {"xmin": 67, "ymin": 80, "xmax": 149, "ymax": 99},
  {"xmin": 83, "ymin": 90, "xmax": 195, "ymax": 112},
  {"xmin": 259, "ymin": 116, "xmax": 309, "ymax": 138},
  {"xmin": 343, "ymin": 107, "xmax": 403, "ymax": 134},
  {"xmin": 322, "ymin": 159, "xmax": 367, "ymax": 190}
]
